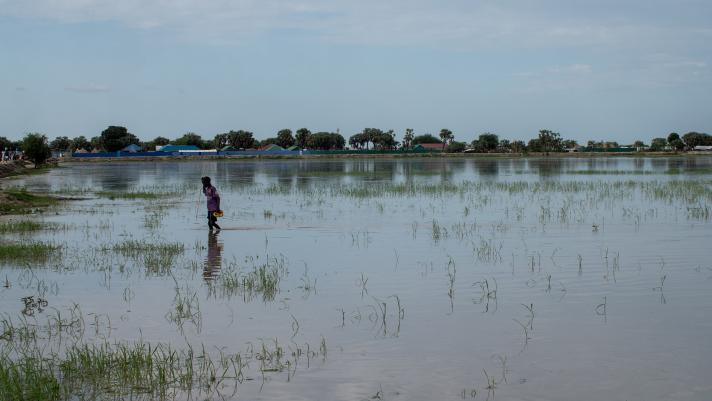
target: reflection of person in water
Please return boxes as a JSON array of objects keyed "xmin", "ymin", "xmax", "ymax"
[{"xmin": 204, "ymin": 231, "xmax": 223, "ymax": 280}]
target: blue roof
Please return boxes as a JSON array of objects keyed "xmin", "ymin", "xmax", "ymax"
[
  {"xmin": 122, "ymin": 144, "xmax": 142, "ymax": 151},
  {"xmin": 161, "ymin": 145, "xmax": 200, "ymax": 151}
]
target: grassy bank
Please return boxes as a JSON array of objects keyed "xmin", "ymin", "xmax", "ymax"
[{"xmin": 0, "ymin": 189, "xmax": 59, "ymax": 215}]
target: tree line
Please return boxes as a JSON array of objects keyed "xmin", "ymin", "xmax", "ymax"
[{"xmin": 3, "ymin": 127, "xmax": 710, "ymax": 166}]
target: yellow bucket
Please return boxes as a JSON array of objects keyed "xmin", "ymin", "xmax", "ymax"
[{"xmin": 212, "ymin": 210, "xmax": 224, "ymax": 218}]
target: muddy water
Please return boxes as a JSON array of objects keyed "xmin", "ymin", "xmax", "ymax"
[{"xmin": 2, "ymin": 156, "xmax": 712, "ymax": 400}]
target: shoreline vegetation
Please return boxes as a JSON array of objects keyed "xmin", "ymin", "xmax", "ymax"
[
  {"xmin": 4, "ymin": 128, "xmax": 711, "ymax": 169},
  {"xmin": 62, "ymin": 150, "xmax": 710, "ymax": 163}
]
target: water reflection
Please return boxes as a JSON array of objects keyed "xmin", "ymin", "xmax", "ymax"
[{"xmin": 203, "ymin": 231, "xmax": 223, "ymax": 280}]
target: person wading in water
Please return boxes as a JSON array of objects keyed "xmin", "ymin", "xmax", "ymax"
[{"xmin": 201, "ymin": 176, "xmax": 222, "ymax": 231}]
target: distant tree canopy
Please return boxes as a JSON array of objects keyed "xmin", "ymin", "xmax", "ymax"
[
  {"xmin": 667, "ymin": 132, "xmax": 680, "ymax": 144},
  {"xmin": 213, "ymin": 130, "xmax": 258, "ymax": 149},
  {"xmin": 307, "ymin": 132, "xmax": 345, "ymax": 150},
  {"xmin": 402, "ymin": 128, "xmax": 415, "ymax": 149},
  {"xmin": 537, "ymin": 129, "xmax": 564, "ymax": 154},
  {"xmin": 153, "ymin": 136, "xmax": 170, "ymax": 146},
  {"xmin": 650, "ymin": 138, "xmax": 667, "ymax": 151},
  {"xmin": 89, "ymin": 136, "xmax": 101, "ymax": 151},
  {"xmin": 276, "ymin": 129, "xmax": 295, "ymax": 148},
  {"xmin": 412, "ymin": 134, "xmax": 441, "ymax": 145},
  {"xmin": 0, "ymin": 136, "xmax": 13, "ymax": 150},
  {"xmin": 511, "ymin": 140, "xmax": 526, "ymax": 153},
  {"xmin": 476, "ymin": 133, "xmax": 499, "ymax": 152},
  {"xmin": 70, "ymin": 136, "xmax": 91, "ymax": 151},
  {"xmin": 22, "ymin": 133, "xmax": 52, "ymax": 167},
  {"xmin": 260, "ymin": 137, "xmax": 279, "ymax": 147},
  {"xmin": 25, "ymin": 126, "xmax": 712, "ymax": 156},
  {"xmin": 295, "ymin": 128, "xmax": 311, "ymax": 149},
  {"xmin": 49, "ymin": 136, "xmax": 72, "ymax": 151},
  {"xmin": 682, "ymin": 132, "xmax": 712, "ymax": 149},
  {"xmin": 349, "ymin": 128, "xmax": 398, "ymax": 150},
  {"xmin": 562, "ymin": 139, "xmax": 578, "ymax": 149},
  {"xmin": 439, "ymin": 129, "xmax": 454, "ymax": 150},
  {"xmin": 99, "ymin": 126, "xmax": 139, "ymax": 152},
  {"xmin": 527, "ymin": 138, "xmax": 542, "ymax": 152},
  {"xmin": 172, "ymin": 132, "xmax": 204, "ymax": 148},
  {"xmin": 446, "ymin": 141, "xmax": 466, "ymax": 153}
]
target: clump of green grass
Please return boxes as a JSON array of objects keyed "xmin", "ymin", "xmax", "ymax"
[
  {"xmin": 109, "ymin": 240, "xmax": 184, "ymax": 258},
  {"xmin": 105, "ymin": 240, "xmax": 184, "ymax": 274},
  {"xmin": 0, "ymin": 221, "xmax": 44, "ymax": 234},
  {"xmin": 0, "ymin": 341, "xmax": 227, "ymax": 401},
  {"xmin": 209, "ymin": 256, "xmax": 287, "ymax": 302},
  {"xmin": 0, "ymin": 189, "xmax": 58, "ymax": 215},
  {"xmin": 0, "ymin": 355, "xmax": 62, "ymax": 401},
  {"xmin": 0, "ymin": 241, "xmax": 60, "ymax": 264}
]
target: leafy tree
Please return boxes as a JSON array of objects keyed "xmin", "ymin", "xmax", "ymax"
[
  {"xmin": 682, "ymin": 132, "xmax": 712, "ymax": 149},
  {"xmin": 50, "ymin": 136, "xmax": 72, "ymax": 151},
  {"xmin": 478, "ymin": 133, "xmax": 499, "ymax": 152},
  {"xmin": 537, "ymin": 129, "xmax": 563, "ymax": 154},
  {"xmin": 70, "ymin": 136, "xmax": 91, "ymax": 151},
  {"xmin": 307, "ymin": 132, "xmax": 345, "ymax": 150},
  {"xmin": 402, "ymin": 128, "xmax": 415, "ymax": 149},
  {"xmin": 0, "ymin": 136, "xmax": 12, "ymax": 151},
  {"xmin": 650, "ymin": 138, "xmax": 667, "ymax": 151},
  {"xmin": 21, "ymin": 133, "xmax": 52, "ymax": 167},
  {"xmin": 90, "ymin": 136, "xmax": 102, "ymax": 151},
  {"xmin": 669, "ymin": 138, "xmax": 685, "ymax": 151},
  {"xmin": 527, "ymin": 138, "xmax": 543, "ymax": 152},
  {"xmin": 213, "ymin": 133, "xmax": 229, "ymax": 148},
  {"xmin": 439, "ymin": 129, "xmax": 454, "ymax": 151},
  {"xmin": 348, "ymin": 133, "xmax": 365, "ymax": 149},
  {"xmin": 667, "ymin": 132, "xmax": 680, "ymax": 145},
  {"xmin": 446, "ymin": 141, "xmax": 466, "ymax": 153},
  {"xmin": 633, "ymin": 140, "xmax": 646, "ymax": 149},
  {"xmin": 360, "ymin": 128, "xmax": 381, "ymax": 149},
  {"xmin": 276, "ymin": 129, "xmax": 295, "ymax": 148},
  {"xmin": 260, "ymin": 138, "xmax": 279, "ymax": 147},
  {"xmin": 562, "ymin": 139, "xmax": 578, "ymax": 149},
  {"xmin": 412, "ymin": 134, "xmax": 442, "ymax": 145},
  {"xmin": 153, "ymin": 136, "xmax": 170, "ymax": 146},
  {"xmin": 220, "ymin": 130, "xmax": 258, "ymax": 149},
  {"xmin": 511, "ymin": 140, "xmax": 526, "ymax": 153},
  {"xmin": 373, "ymin": 129, "xmax": 398, "ymax": 150},
  {"xmin": 295, "ymin": 128, "xmax": 311, "ymax": 149},
  {"xmin": 99, "ymin": 126, "xmax": 139, "ymax": 152},
  {"xmin": 173, "ymin": 132, "xmax": 204, "ymax": 148},
  {"xmin": 498, "ymin": 139, "xmax": 511, "ymax": 152},
  {"xmin": 469, "ymin": 140, "xmax": 482, "ymax": 152}
]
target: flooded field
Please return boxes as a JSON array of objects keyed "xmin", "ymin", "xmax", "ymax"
[{"xmin": 2, "ymin": 156, "xmax": 712, "ymax": 401}]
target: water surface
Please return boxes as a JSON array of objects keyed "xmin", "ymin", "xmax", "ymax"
[{"xmin": 2, "ymin": 156, "xmax": 712, "ymax": 400}]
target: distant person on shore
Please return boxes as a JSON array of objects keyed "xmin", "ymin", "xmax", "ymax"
[{"xmin": 201, "ymin": 176, "xmax": 222, "ymax": 231}]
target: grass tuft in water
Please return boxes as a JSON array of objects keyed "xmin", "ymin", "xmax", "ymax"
[
  {"xmin": 0, "ymin": 241, "xmax": 61, "ymax": 264},
  {"xmin": 0, "ymin": 221, "xmax": 44, "ymax": 234}
]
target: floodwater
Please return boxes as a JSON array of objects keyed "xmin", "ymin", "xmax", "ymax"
[{"xmin": 2, "ymin": 156, "xmax": 712, "ymax": 400}]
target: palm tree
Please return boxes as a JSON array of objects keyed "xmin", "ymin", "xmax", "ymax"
[
  {"xmin": 439, "ymin": 129, "xmax": 454, "ymax": 151},
  {"xmin": 403, "ymin": 128, "xmax": 414, "ymax": 149}
]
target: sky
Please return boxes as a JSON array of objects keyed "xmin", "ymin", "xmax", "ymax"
[{"xmin": 1, "ymin": 0, "xmax": 711, "ymax": 144}]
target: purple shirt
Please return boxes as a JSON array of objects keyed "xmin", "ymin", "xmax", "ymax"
[{"xmin": 203, "ymin": 186, "xmax": 220, "ymax": 211}]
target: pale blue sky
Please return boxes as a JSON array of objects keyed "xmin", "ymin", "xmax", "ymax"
[{"xmin": 1, "ymin": 0, "xmax": 710, "ymax": 143}]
